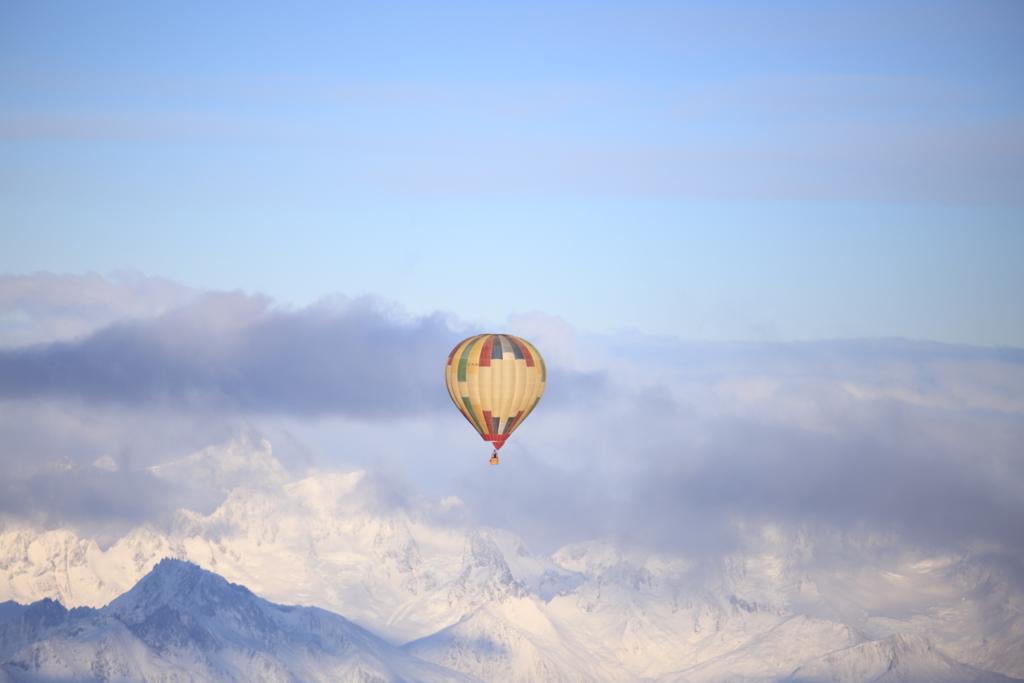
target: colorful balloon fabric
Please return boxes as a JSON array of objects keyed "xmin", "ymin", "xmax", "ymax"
[{"xmin": 444, "ymin": 334, "xmax": 545, "ymax": 453}]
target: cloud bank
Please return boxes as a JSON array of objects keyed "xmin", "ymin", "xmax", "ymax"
[
  {"xmin": 1, "ymin": 273, "xmax": 1021, "ymax": 565},
  {"xmin": 0, "ymin": 291, "xmax": 450, "ymax": 415},
  {"xmin": 0, "ymin": 280, "xmax": 603, "ymax": 417}
]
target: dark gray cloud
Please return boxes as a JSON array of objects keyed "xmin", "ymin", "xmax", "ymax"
[
  {"xmin": 618, "ymin": 408, "xmax": 1024, "ymax": 554},
  {"xmin": 0, "ymin": 292, "xmax": 449, "ymax": 415},
  {"xmin": 0, "ymin": 287, "xmax": 605, "ymax": 417}
]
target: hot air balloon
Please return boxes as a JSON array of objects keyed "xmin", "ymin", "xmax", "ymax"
[{"xmin": 444, "ymin": 333, "xmax": 546, "ymax": 465}]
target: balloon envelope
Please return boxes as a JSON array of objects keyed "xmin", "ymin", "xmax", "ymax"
[{"xmin": 444, "ymin": 333, "xmax": 545, "ymax": 451}]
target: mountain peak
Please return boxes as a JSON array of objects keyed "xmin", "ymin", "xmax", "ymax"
[
  {"xmin": 144, "ymin": 557, "xmax": 217, "ymax": 587},
  {"xmin": 108, "ymin": 557, "xmax": 255, "ymax": 626},
  {"xmin": 152, "ymin": 556, "xmax": 200, "ymax": 573}
]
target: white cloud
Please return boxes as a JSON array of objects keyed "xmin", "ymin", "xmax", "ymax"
[
  {"xmin": 91, "ymin": 454, "xmax": 119, "ymax": 472},
  {"xmin": 0, "ymin": 271, "xmax": 195, "ymax": 348}
]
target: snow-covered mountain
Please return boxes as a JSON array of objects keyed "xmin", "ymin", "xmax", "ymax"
[
  {"xmin": 2, "ymin": 436, "xmax": 1022, "ymax": 683},
  {"xmin": 406, "ymin": 595, "xmax": 633, "ymax": 683},
  {"xmin": 785, "ymin": 633, "xmax": 1021, "ymax": 683},
  {"xmin": 0, "ymin": 436, "xmax": 572, "ymax": 643},
  {"xmin": 0, "ymin": 558, "xmax": 475, "ymax": 683}
]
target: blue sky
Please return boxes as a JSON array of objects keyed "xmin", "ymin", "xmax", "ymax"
[{"xmin": 2, "ymin": 0, "xmax": 1023, "ymax": 344}]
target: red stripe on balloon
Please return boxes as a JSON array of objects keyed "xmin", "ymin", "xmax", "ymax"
[
  {"xmin": 515, "ymin": 338, "xmax": 535, "ymax": 367},
  {"xmin": 479, "ymin": 336, "xmax": 494, "ymax": 367}
]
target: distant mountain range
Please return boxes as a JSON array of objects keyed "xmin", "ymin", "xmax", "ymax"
[
  {"xmin": 2, "ymin": 436, "xmax": 1022, "ymax": 682},
  {"xmin": 0, "ymin": 558, "xmax": 473, "ymax": 682}
]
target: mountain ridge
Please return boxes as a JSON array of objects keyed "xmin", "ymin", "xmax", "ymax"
[
  {"xmin": 2, "ymin": 436, "xmax": 1022, "ymax": 682},
  {"xmin": 1, "ymin": 557, "xmax": 477, "ymax": 683}
]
